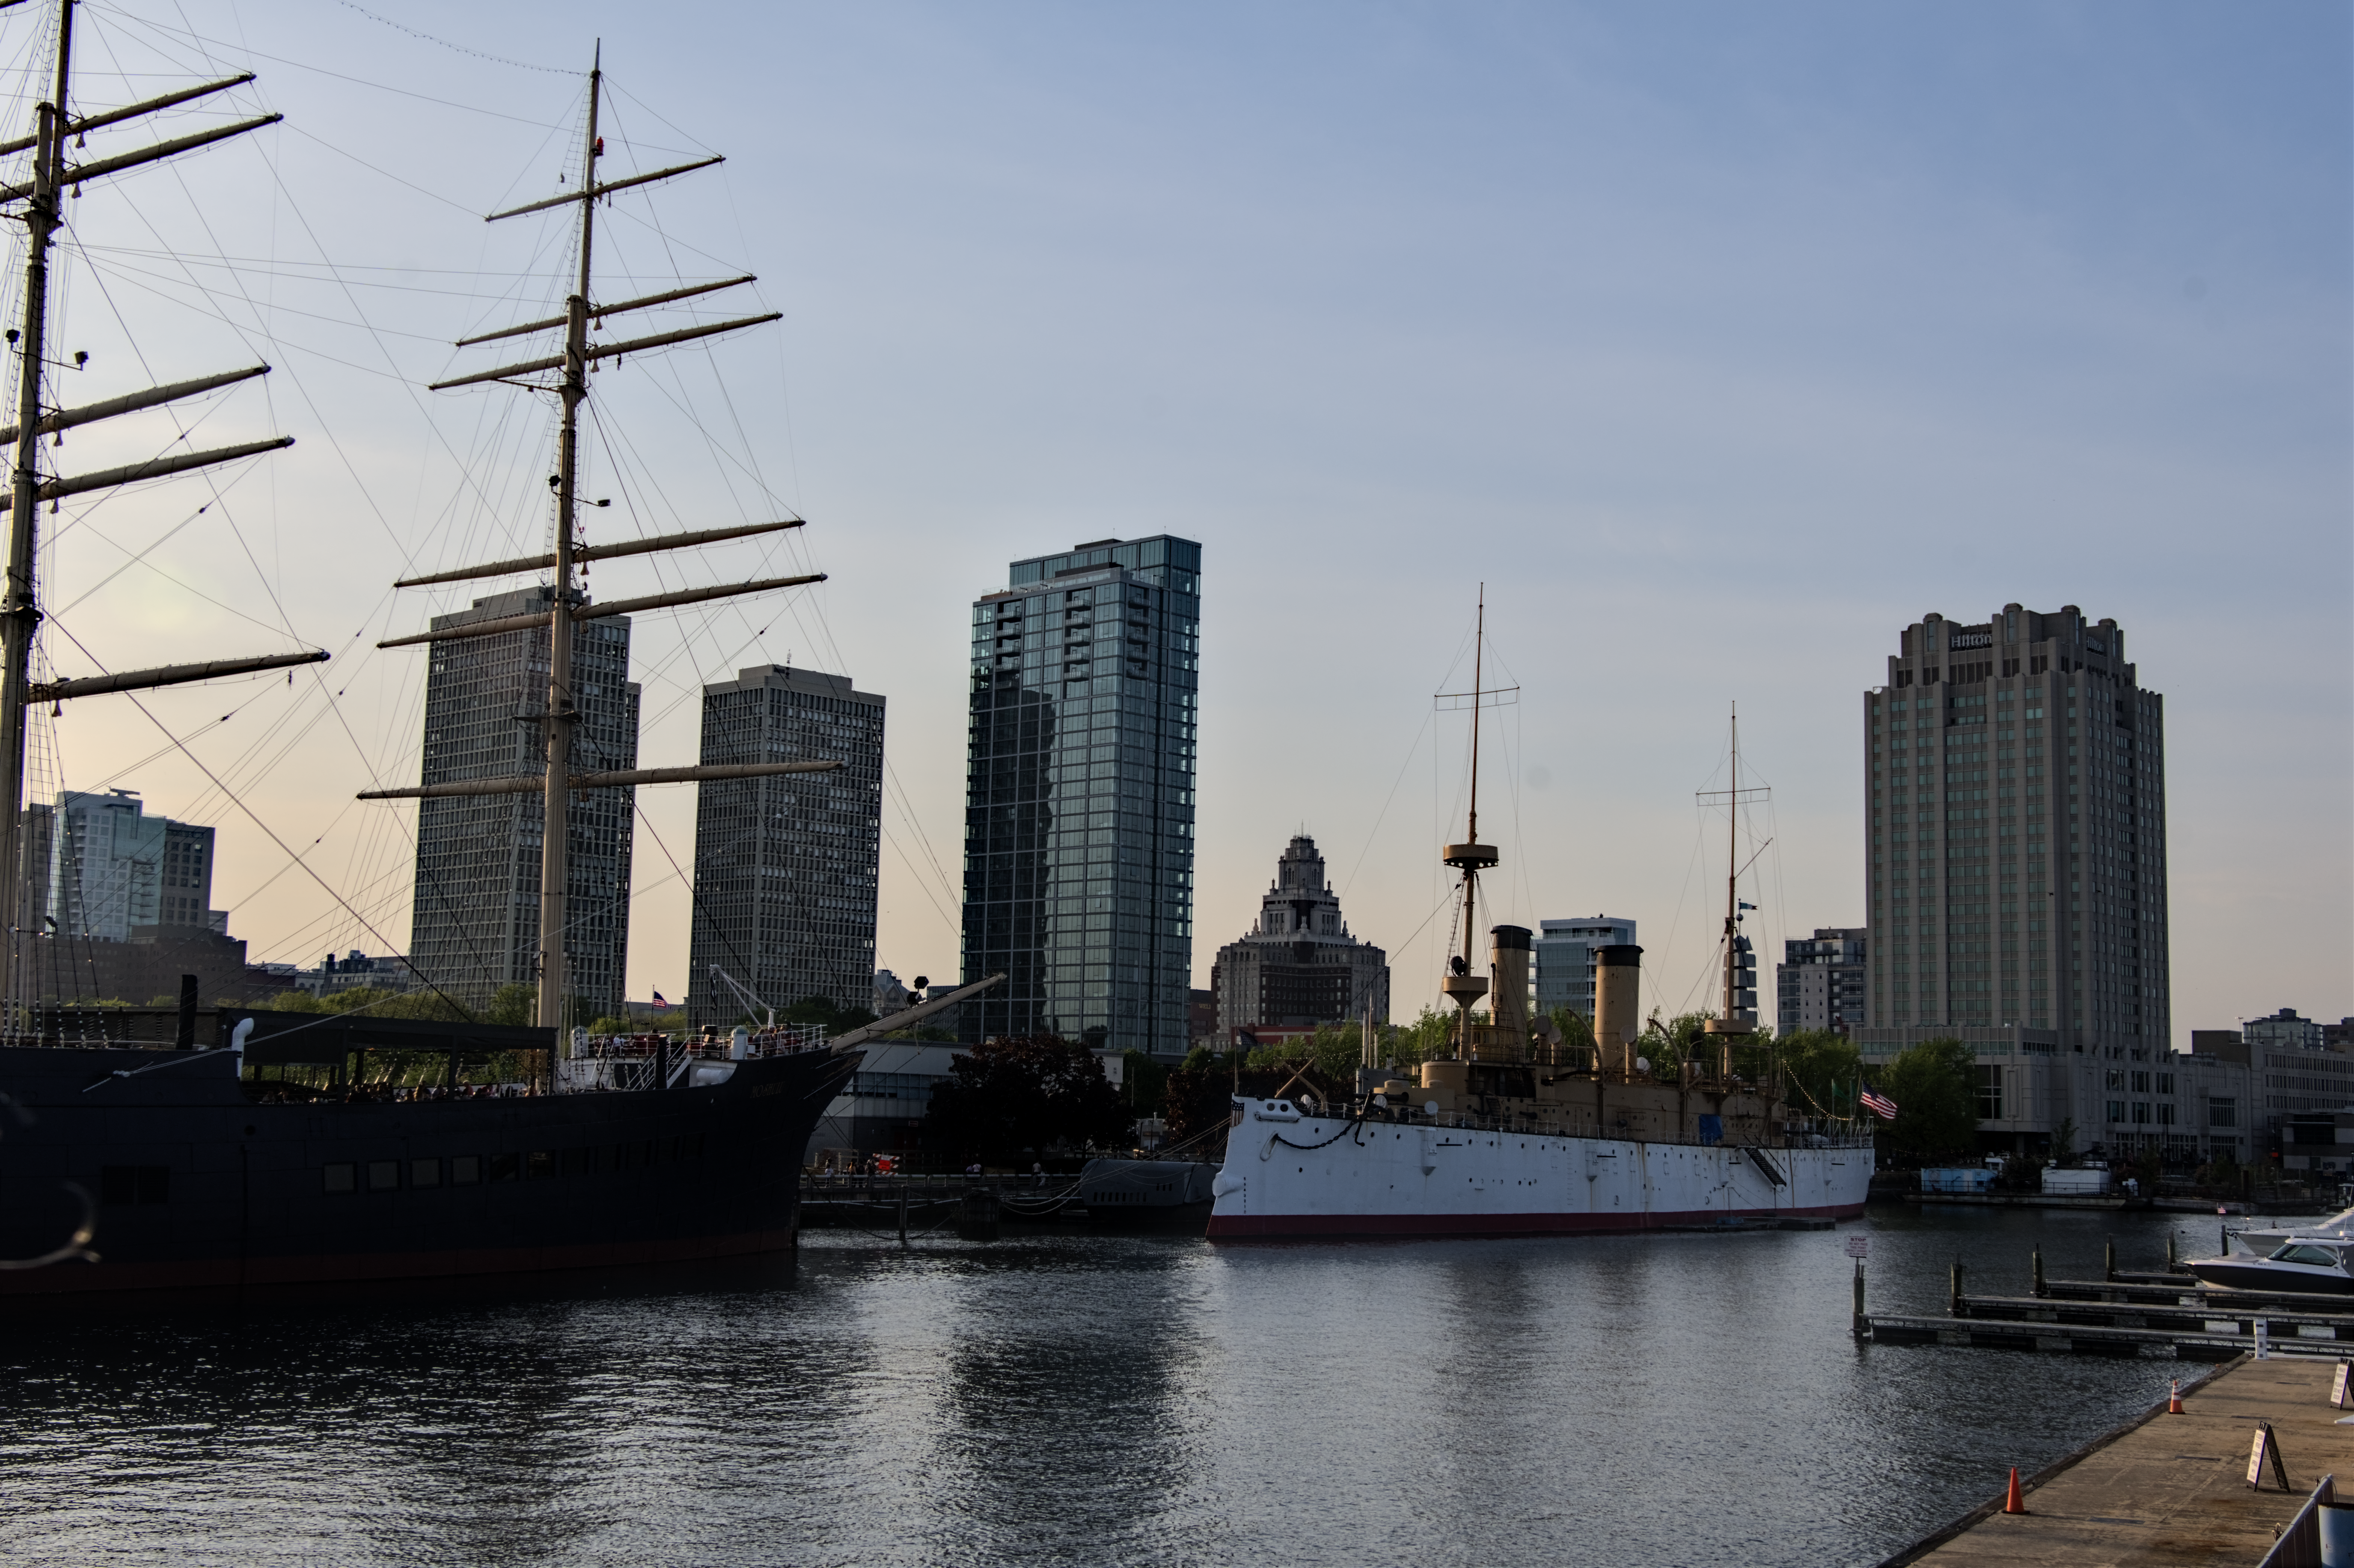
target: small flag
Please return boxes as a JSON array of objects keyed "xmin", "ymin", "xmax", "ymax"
[
  {"xmin": 1738, "ymin": 900, "xmax": 1757, "ymax": 911},
  {"xmin": 1860, "ymin": 1088, "xmax": 1899, "ymax": 1120},
  {"xmin": 650, "ymin": 992, "xmax": 670, "ymax": 1010}
]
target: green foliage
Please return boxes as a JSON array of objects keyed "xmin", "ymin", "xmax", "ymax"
[
  {"xmin": 2050, "ymin": 1117, "xmax": 2078, "ymax": 1164},
  {"xmin": 1243, "ymin": 1022, "xmax": 1362, "ymax": 1084},
  {"xmin": 921, "ymin": 1033, "xmax": 1133, "ymax": 1165},
  {"xmin": 485, "ymin": 983, "xmax": 535, "ymax": 1026},
  {"xmin": 1773, "ymin": 1029, "xmax": 1864, "ymax": 1116},
  {"xmin": 259, "ymin": 986, "xmax": 474, "ymax": 1022},
  {"xmin": 782, "ymin": 994, "xmax": 877, "ymax": 1034},
  {"xmin": 1874, "ymin": 1037, "xmax": 1979, "ymax": 1161}
]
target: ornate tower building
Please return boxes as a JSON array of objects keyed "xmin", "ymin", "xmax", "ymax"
[{"xmin": 1210, "ymin": 834, "xmax": 1390, "ymax": 1042}]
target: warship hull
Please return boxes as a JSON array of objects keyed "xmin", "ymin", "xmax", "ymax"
[
  {"xmin": 1207, "ymin": 1103, "xmax": 1872, "ymax": 1239},
  {"xmin": 0, "ymin": 1038, "xmax": 854, "ymax": 1301}
]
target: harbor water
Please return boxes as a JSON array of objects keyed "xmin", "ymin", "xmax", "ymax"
[{"xmin": 0, "ymin": 1206, "xmax": 2247, "ymax": 1565}]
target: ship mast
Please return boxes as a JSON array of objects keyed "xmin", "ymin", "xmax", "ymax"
[
  {"xmin": 0, "ymin": 0, "xmax": 323, "ymax": 1019},
  {"xmin": 535, "ymin": 47, "xmax": 601, "ymax": 1032},
  {"xmin": 1438, "ymin": 588, "xmax": 1498, "ymax": 1057},
  {"xmin": 371, "ymin": 45, "xmax": 853, "ymax": 1038},
  {"xmin": 1699, "ymin": 703, "xmax": 1768, "ymax": 1080}
]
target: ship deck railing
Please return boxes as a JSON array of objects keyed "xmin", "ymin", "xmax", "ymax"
[{"xmin": 1301, "ymin": 1102, "xmax": 1877, "ymax": 1151}]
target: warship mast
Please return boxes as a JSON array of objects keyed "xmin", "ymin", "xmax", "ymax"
[{"xmin": 1438, "ymin": 589, "xmax": 1499, "ymax": 1057}]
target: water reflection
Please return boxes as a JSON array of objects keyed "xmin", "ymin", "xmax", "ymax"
[{"xmin": 0, "ymin": 1211, "xmax": 2228, "ymax": 1566}]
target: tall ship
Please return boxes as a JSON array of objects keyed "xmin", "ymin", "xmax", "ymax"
[
  {"xmin": 1207, "ymin": 597, "xmax": 1873, "ymax": 1238},
  {"xmin": 0, "ymin": 8, "xmax": 974, "ymax": 1299}
]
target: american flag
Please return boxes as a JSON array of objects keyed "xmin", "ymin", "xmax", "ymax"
[
  {"xmin": 1860, "ymin": 1087, "xmax": 1899, "ymax": 1120},
  {"xmin": 650, "ymin": 992, "xmax": 670, "ymax": 1010}
]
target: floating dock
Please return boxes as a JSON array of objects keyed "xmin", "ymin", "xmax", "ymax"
[
  {"xmin": 1860, "ymin": 1255, "xmax": 2354, "ymax": 1359},
  {"xmin": 1877, "ymin": 1354, "xmax": 2351, "ymax": 1566}
]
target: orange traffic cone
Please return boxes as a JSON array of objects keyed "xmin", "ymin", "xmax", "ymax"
[
  {"xmin": 2168, "ymin": 1379, "xmax": 2184, "ymax": 1415},
  {"xmin": 2003, "ymin": 1467, "xmax": 2027, "ymax": 1515}
]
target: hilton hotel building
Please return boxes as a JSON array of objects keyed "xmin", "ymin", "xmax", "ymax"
[{"xmin": 1857, "ymin": 607, "xmax": 2223, "ymax": 1162}]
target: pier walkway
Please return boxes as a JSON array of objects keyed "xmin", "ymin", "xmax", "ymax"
[{"xmin": 1881, "ymin": 1354, "xmax": 2347, "ymax": 1566}]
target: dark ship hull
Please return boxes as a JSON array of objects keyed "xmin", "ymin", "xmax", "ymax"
[{"xmin": 0, "ymin": 1018, "xmax": 855, "ymax": 1303}]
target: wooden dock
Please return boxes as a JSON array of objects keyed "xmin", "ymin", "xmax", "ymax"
[
  {"xmin": 1878, "ymin": 1354, "xmax": 2351, "ymax": 1566},
  {"xmin": 1859, "ymin": 1257, "xmax": 2354, "ymax": 1358}
]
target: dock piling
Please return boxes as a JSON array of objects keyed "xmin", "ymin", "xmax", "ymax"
[
  {"xmin": 1950, "ymin": 1258, "xmax": 1965, "ymax": 1318},
  {"xmin": 2167, "ymin": 1231, "xmax": 2177, "ymax": 1270},
  {"xmin": 1852, "ymin": 1258, "xmax": 1866, "ymax": 1340},
  {"xmin": 2105, "ymin": 1237, "xmax": 2117, "ymax": 1282},
  {"xmin": 2032, "ymin": 1244, "xmax": 2046, "ymax": 1298},
  {"xmin": 898, "ymin": 1192, "xmax": 909, "ymax": 1247}
]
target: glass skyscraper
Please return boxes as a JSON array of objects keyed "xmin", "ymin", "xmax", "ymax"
[{"xmin": 961, "ymin": 537, "xmax": 1201, "ymax": 1057}]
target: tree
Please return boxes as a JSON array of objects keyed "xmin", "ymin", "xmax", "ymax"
[
  {"xmin": 1874, "ymin": 1037, "xmax": 1979, "ymax": 1162},
  {"xmin": 1162, "ymin": 1047, "xmax": 1242, "ymax": 1149},
  {"xmin": 485, "ymin": 983, "xmax": 535, "ymax": 1026},
  {"xmin": 921, "ymin": 1034, "xmax": 1132, "ymax": 1167},
  {"xmin": 2050, "ymin": 1117, "xmax": 2078, "ymax": 1165},
  {"xmin": 1773, "ymin": 1029, "xmax": 1864, "ymax": 1117}
]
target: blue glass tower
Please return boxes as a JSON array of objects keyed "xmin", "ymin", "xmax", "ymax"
[{"xmin": 962, "ymin": 537, "xmax": 1200, "ymax": 1057}]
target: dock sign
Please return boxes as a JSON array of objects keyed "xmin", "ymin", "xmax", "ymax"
[
  {"xmin": 2335, "ymin": 1362, "xmax": 2353, "ymax": 1411},
  {"xmin": 2247, "ymin": 1422, "xmax": 2292, "ymax": 1493},
  {"xmin": 1844, "ymin": 1236, "xmax": 1869, "ymax": 1259}
]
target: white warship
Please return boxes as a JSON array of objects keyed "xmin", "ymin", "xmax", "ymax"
[{"xmin": 1207, "ymin": 600, "xmax": 1873, "ymax": 1239}]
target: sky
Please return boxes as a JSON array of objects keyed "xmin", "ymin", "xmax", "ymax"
[{"xmin": 3, "ymin": 0, "xmax": 2345, "ymax": 1046}]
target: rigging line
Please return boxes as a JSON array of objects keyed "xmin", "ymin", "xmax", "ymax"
[
  {"xmin": 330, "ymin": 1, "xmax": 577, "ymax": 75},
  {"xmin": 882, "ymin": 823, "xmax": 955, "ymax": 938},
  {"xmin": 91, "ymin": 2, "xmax": 574, "ymax": 118},
  {"xmin": 49, "ymin": 504, "xmax": 311, "ymax": 641},
  {"xmin": 77, "ymin": 247, "xmax": 702, "ymax": 280},
  {"xmin": 1338, "ymin": 706, "xmax": 1432, "ymax": 902},
  {"xmin": 883, "ymin": 757, "xmax": 960, "ymax": 910},
  {"xmin": 628, "ymin": 799, "xmax": 766, "ymax": 1000},
  {"xmin": 265, "ymin": 124, "xmax": 487, "ymax": 219},
  {"xmin": 82, "ymin": 254, "xmax": 458, "ymax": 340},
  {"xmin": 45, "ymin": 618, "xmax": 482, "ymax": 1021},
  {"xmin": 174, "ymin": 148, "xmax": 543, "ymax": 571},
  {"xmin": 603, "ymin": 79, "xmax": 719, "ymax": 157}
]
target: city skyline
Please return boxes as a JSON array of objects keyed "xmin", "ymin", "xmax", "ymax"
[{"xmin": 9, "ymin": 3, "xmax": 2337, "ymax": 1051}]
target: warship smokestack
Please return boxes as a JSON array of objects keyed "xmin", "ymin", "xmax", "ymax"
[
  {"xmin": 1594, "ymin": 943, "xmax": 1643, "ymax": 1077},
  {"xmin": 1489, "ymin": 925, "xmax": 1531, "ymax": 1044}
]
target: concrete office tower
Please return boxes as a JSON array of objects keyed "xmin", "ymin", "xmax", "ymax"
[
  {"xmin": 1533, "ymin": 916, "xmax": 1637, "ymax": 1018},
  {"xmin": 1777, "ymin": 928, "xmax": 1867, "ymax": 1035},
  {"xmin": 407, "ymin": 586, "xmax": 640, "ymax": 1018},
  {"xmin": 1210, "ymin": 834, "xmax": 1389, "ymax": 1039},
  {"xmin": 962, "ymin": 536, "xmax": 1200, "ymax": 1057},
  {"xmin": 49, "ymin": 789, "xmax": 220, "ymax": 942},
  {"xmin": 687, "ymin": 665, "xmax": 884, "ymax": 1024},
  {"xmin": 1863, "ymin": 603, "xmax": 2168, "ymax": 1055}
]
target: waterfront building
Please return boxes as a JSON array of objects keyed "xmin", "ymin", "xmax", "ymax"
[
  {"xmin": 290, "ymin": 950, "xmax": 418, "ymax": 998},
  {"xmin": 47, "ymin": 789, "xmax": 222, "ymax": 942},
  {"xmin": 687, "ymin": 665, "xmax": 884, "ymax": 1024},
  {"xmin": 2246, "ymin": 1007, "xmax": 2325, "ymax": 1054},
  {"xmin": 1861, "ymin": 604, "xmax": 2169, "ymax": 1053},
  {"xmin": 406, "ymin": 586, "xmax": 639, "ymax": 1018},
  {"xmin": 1776, "ymin": 927, "xmax": 1867, "ymax": 1035},
  {"xmin": 960, "ymin": 537, "xmax": 1200, "ymax": 1057},
  {"xmin": 1210, "ymin": 834, "xmax": 1389, "ymax": 1042},
  {"xmin": 1856, "ymin": 1024, "xmax": 2250, "ymax": 1167},
  {"xmin": 1533, "ymin": 916, "xmax": 1636, "ymax": 1019}
]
